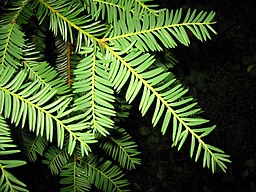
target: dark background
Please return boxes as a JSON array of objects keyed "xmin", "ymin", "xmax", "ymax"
[
  {"xmin": 12, "ymin": 0, "xmax": 256, "ymax": 192},
  {"xmin": 127, "ymin": 0, "xmax": 256, "ymax": 192}
]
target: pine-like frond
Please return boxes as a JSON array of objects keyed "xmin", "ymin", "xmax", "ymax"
[
  {"xmin": 73, "ymin": 47, "xmax": 116, "ymax": 136},
  {"xmin": 106, "ymin": 9, "xmax": 217, "ymax": 52},
  {"xmin": 30, "ymin": 20, "xmax": 47, "ymax": 52},
  {"xmin": 0, "ymin": 116, "xmax": 20, "ymax": 156},
  {"xmin": 60, "ymin": 161, "xmax": 91, "ymax": 192},
  {"xmin": 55, "ymin": 37, "xmax": 69, "ymax": 82},
  {"xmin": 84, "ymin": 0, "xmax": 160, "ymax": 23},
  {"xmin": 43, "ymin": 146, "xmax": 70, "ymax": 175},
  {"xmin": 21, "ymin": 130, "xmax": 48, "ymax": 162},
  {"xmin": 54, "ymin": 36, "xmax": 78, "ymax": 87},
  {"xmin": 99, "ymin": 128, "xmax": 141, "ymax": 170},
  {"xmin": 0, "ymin": 0, "xmax": 33, "ymax": 68},
  {"xmin": 82, "ymin": 155, "xmax": 130, "ymax": 192},
  {"xmin": 0, "ymin": 22, "xmax": 25, "ymax": 68},
  {"xmin": 154, "ymin": 49, "xmax": 178, "ymax": 70},
  {"xmin": 14, "ymin": 0, "xmax": 34, "ymax": 25},
  {"xmin": 0, "ymin": 168, "xmax": 28, "ymax": 192},
  {"xmin": 113, "ymin": 97, "xmax": 132, "ymax": 122},
  {"xmin": 36, "ymin": 0, "xmax": 107, "ymax": 51},
  {"xmin": 0, "ymin": 3, "xmax": 231, "ymax": 192},
  {"xmin": 0, "ymin": 66, "xmax": 97, "ymax": 156},
  {"xmin": 0, "ymin": 114, "xmax": 28, "ymax": 192},
  {"xmin": 105, "ymin": 46, "xmax": 231, "ymax": 173},
  {"xmin": 23, "ymin": 42, "xmax": 70, "ymax": 95},
  {"xmin": 18, "ymin": 129, "xmax": 48, "ymax": 162},
  {"xmin": 0, "ymin": 0, "xmax": 33, "ymax": 26}
]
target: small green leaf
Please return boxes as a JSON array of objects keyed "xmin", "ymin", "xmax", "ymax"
[
  {"xmin": 190, "ymin": 135, "xmax": 195, "ymax": 158},
  {"xmin": 195, "ymin": 142, "xmax": 202, "ymax": 162}
]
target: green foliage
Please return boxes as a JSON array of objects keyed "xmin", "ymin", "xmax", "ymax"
[
  {"xmin": 0, "ymin": 115, "xmax": 28, "ymax": 192},
  {"xmin": 0, "ymin": 0, "xmax": 231, "ymax": 191}
]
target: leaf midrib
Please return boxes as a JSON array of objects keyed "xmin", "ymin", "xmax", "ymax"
[
  {"xmin": 0, "ymin": 0, "xmax": 30, "ymax": 67},
  {"xmin": 86, "ymin": 161, "xmax": 123, "ymax": 192},
  {"xmin": 105, "ymin": 45, "xmax": 220, "ymax": 165},
  {"xmin": 39, "ymin": 0, "xmax": 220, "ymax": 167},
  {"xmin": 0, "ymin": 86, "xmax": 90, "ymax": 151},
  {"xmin": 106, "ymin": 22, "xmax": 215, "ymax": 41}
]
